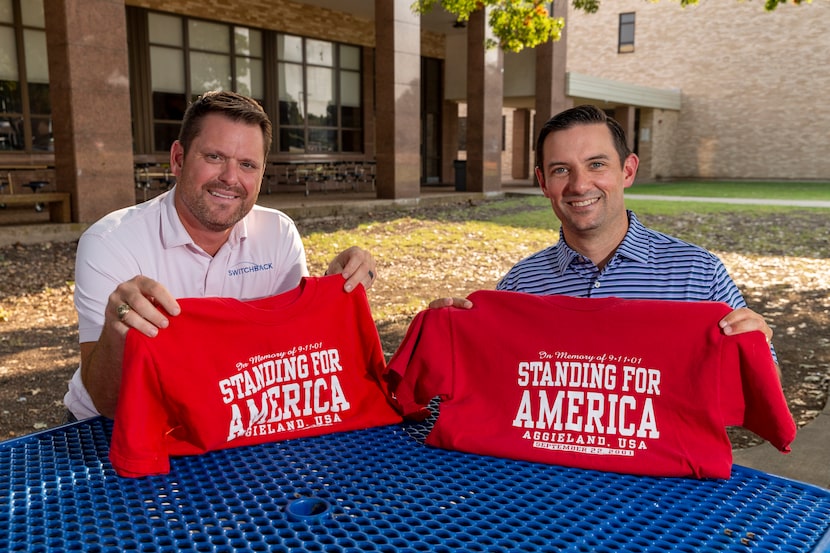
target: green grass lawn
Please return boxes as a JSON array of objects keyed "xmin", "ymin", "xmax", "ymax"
[{"xmin": 628, "ymin": 180, "xmax": 830, "ymax": 200}]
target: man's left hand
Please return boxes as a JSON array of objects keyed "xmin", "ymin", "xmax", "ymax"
[
  {"xmin": 718, "ymin": 307, "xmax": 773, "ymax": 344},
  {"xmin": 326, "ymin": 246, "xmax": 377, "ymax": 292}
]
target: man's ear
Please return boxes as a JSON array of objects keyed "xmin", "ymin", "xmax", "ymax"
[
  {"xmin": 622, "ymin": 153, "xmax": 640, "ymax": 189},
  {"xmin": 535, "ymin": 166, "xmax": 550, "ymax": 197},
  {"xmin": 170, "ymin": 140, "xmax": 184, "ymax": 176}
]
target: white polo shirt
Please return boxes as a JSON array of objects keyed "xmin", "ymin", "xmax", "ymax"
[{"xmin": 65, "ymin": 189, "xmax": 307, "ymax": 419}]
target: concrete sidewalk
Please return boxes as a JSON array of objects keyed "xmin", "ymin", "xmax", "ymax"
[
  {"xmin": 625, "ymin": 193, "xmax": 830, "ymax": 209},
  {"xmin": 733, "ymin": 397, "xmax": 830, "ymax": 488}
]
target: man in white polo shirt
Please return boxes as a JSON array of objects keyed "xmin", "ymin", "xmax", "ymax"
[{"xmin": 65, "ymin": 91, "xmax": 377, "ymax": 420}]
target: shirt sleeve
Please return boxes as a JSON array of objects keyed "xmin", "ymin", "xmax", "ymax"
[
  {"xmin": 708, "ymin": 260, "xmax": 778, "ymax": 363},
  {"xmin": 74, "ymin": 232, "xmax": 142, "ymax": 344},
  {"xmin": 719, "ymin": 332, "xmax": 796, "ymax": 453},
  {"xmin": 708, "ymin": 260, "xmax": 747, "ymax": 310},
  {"xmin": 384, "ymin": 307, "xmax": 454, "ymax": 419},
  {"xmin": 109, "ymin": 331, "xmax": 173, "ymax": 477}
]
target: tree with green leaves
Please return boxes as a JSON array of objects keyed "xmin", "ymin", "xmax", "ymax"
[{"xmin": 412, "ymin": 0, "xmax": 812, "ymax": 52}]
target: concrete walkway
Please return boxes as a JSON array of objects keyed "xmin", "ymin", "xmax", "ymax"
[
  {"xmin": 733, "ymin": 397, "xmax": 830, "ymax": 488},
  {"xmin": 625, "ymin": 193, "xmax": 830, "ymax": 209}
]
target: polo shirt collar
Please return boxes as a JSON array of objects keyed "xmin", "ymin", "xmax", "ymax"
[
  {"xmin": 159, "ymin": 189, "xmax": 248, "ymax": 251},
  {"xmin": 614, "ymin": 211, "xmax": 651, "ymax": 265},
  {"xmin": 553, "ymin": 210, "xmax": 650, "ymax": 273}
]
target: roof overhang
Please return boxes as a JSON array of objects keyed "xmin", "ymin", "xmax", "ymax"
[{"xmin": 567, "ymin": 72, "xmax": 682, "ymax": 111}]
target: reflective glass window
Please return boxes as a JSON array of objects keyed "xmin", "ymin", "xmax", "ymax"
[
  {"xmin": 0, "ymin": 0, "xmax": 47, "ymax": 153},
  {"xmin": 276, "ymin": 37, "xmax": 363, "ymax": 153}
]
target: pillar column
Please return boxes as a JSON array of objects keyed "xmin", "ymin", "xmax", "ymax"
[
  {"xmin": 614, "ymin": 105, "xmax": 637, "ymax": 153},
  {"xmin": 441, "ymin": 100, "xmax": 458, "ymax": 184},
  {"xmin": 45, "ymin": 0, "xmax": 135, "ymax": 223},
  {"xmin": 465, "ymin": 8, "xmax": 503, "ymax": 193},
  {"xmin": 374, "ymin": 0, "xmax": 421, "ymax": 199},
  {"xmin": 534, "ymin": 1, "xmax": 571, "ymax": 145},
  {"xmin": 361, "ymin": 47, "xmax": 376, "ymax": 163},
  {"xmin": 511, "ymin": 108, "xmax": 531, "ymax": 179}
]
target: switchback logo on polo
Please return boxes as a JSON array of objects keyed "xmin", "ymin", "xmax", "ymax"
[{"xmin": 228, "ymin": 261, "xmax": 274, "ymax": 278}]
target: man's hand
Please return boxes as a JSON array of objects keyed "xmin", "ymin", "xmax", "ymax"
[
  {"xmin": 326, "ymin": 246, "xmax": 377, "ymax": 292},
  {"xmin": 80, "ymin": 276, "xmax": 180, "ymax": 418},
  {"xmin": 428, "ymin": 297, "xmax": 473, "ymax": 309},
  {"xmin": 718, "ymin": 307, "xmax": 773, "ymax": 343},
  {"xmin": 106, "ymin": 275, "xmax": 181, "ymax": 338},
  {"xmin": 720, "ymin": 307, "xmax": 780, "ymax": 380}
]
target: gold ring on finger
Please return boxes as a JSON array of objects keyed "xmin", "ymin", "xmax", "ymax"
[{"xmin": 116, "ymin": 303, "xmax": 131, "ymax": 321}]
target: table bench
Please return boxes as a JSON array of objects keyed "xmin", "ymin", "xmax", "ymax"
[
  {"xmin": 0, "ymin": 165, "xmax": 50, "ymax": 193},
  {"xmin": 134, "ymin": 163, "xmax": 175, "ymax": 202},
  {"xmin": 268, "ymin": 160, "xmax": 376, "ymax": 196},
  {"xmin": 0, "ymin": 191, "xmax": 72, "ymax": 222}
]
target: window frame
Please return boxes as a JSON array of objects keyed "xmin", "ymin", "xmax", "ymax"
[
  {"xmin": 618, "ymin": 12, "xmax": 635, "ymax": 54},
  {"xmin": 0, "ymin": 0, "xmax": 50, "ymax": 155},
  {"xmin": 135, "ymin": 10, "xmax": 364, "ymax": 157},
  {"xmin": 145, "ymin": 11, "xmax": 266, "ymax": 154},
  {"xmin": 277, "ymin": 35, "xmax": 363, "ymax": 154}
]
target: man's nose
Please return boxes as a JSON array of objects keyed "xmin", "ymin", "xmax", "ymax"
[
  {"xmin": 218, "ymin": 161, "xmax": 240, "ymax": 184},
  {"xmin": 565, "ymin": 167, "xmax": 591, "ymax": 193}
]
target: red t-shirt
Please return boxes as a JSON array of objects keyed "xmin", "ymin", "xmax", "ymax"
[
  {"xmin": 385, "ymin": 291, "xmax": 795, "ymax": 479},
  {"xmin": 110, "ymin": 276, "xmax": 401, "ymax": 478}
]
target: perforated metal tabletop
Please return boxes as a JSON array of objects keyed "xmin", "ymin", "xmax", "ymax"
[{"xmin": 2, "ymin": 417, "xmax": 829, "ymax": 552}]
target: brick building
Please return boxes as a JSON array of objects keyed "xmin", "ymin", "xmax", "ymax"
[
  {"xmin": 563, "ymin": 0, "xmax": 830, "ymax": 182},
  {"xmin": 0, "ymin": 0, "xmax": 826, "ymax": 224}
]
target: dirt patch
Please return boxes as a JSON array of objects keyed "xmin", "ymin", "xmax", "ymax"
[{"xmin": 1, "ymin": 202, "xmax": 828, "ymax": 448}]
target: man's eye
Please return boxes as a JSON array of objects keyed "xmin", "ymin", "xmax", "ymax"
[
  {"xmin": 551, "ymin": 167, "xmax": 569, "ymax": 176},
  {"xmin": 590, "ymin": 161, "xmax": 605, "ymax": 169}
]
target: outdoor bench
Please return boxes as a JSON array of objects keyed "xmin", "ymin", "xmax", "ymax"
[{"xmin": 0, "ymin": 191, "xmax": 72, "ymax": 222}]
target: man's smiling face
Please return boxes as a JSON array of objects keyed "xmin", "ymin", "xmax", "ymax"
[
  {"xmin": 535, "ymin": 122, "xmax": 637, "ymax": 243},
  {"xmin": 171, "ymin": 112, "xmax": 266, "ymax": 234}
]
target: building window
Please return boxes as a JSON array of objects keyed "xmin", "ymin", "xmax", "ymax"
[
  {"xmin": 618, "ymin": 13, "xmax": 635, "ymax": 54},
  {"xmin": 277, "ymin": 36, "xmax": 362, "ymax": 153},
  {"xmin": 147, "ymin": 12, "xmax": 264, "ymax": 153},
  {"xmin": 0, "ymin": 0, "xmax": 50, "ymax": 153},
  {"xmin": 134, "ymin": 10, "xmax": 363, "ymax": 156}
]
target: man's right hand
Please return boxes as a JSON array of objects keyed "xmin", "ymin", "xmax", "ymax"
[
  {"xmin": 106, "ymin": 275, "xmax": 181, "ymax": 338},
  {"xmin": 80, "ymin": 276, "xmax": 180, "ymax": 418}
]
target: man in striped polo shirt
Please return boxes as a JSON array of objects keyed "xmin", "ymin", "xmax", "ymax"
[{"xmin": 433, "ymin": 105, "xmax": 775, "ymax": 362}]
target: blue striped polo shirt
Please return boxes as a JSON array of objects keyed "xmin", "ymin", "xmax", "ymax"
[
  {"xmin": 497, "ymin": 211, "xmax": 747, "ymax": 306},
  {"xmin": 495, "ymin": 211, "xmax": 782, "ymax": 362}
]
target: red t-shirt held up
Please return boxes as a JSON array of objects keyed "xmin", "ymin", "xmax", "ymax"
[
  {"xmin": 385, "ymin": 291, "xmax": 795, "ymax": 479},
  {"xmin": 110, "ymin": 276, "xmax": 401, "ymax": 478}
]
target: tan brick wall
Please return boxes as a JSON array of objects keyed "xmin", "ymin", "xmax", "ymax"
[
  {"xmin": 636, "ymin": 108, "xmax": 679, "ymax": 182},
  {"xmin": 126, "ymin": 0, "xmax": 445, "ymax": 56},
  {"xmin": 500, "ymin": 108, "xmax": 535, "ymax": 182},
  {"xmin": 565, "ymin": 0, "xmax": 830, "ymax": 181}
]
